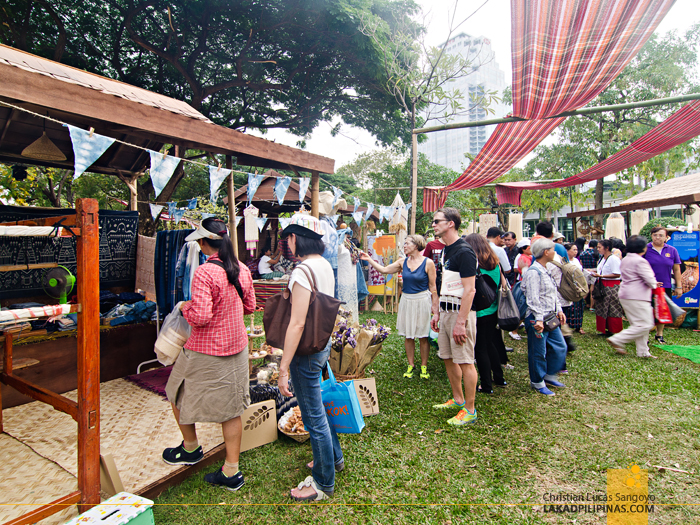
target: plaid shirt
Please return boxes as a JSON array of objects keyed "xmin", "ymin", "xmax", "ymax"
[
  {"xmin": 182, "ymin": 254, "xmax": 256, "ymax": 356},
  {"xmin": 579, "ymin": 248, "xmax": 600, "ymax": 270}
]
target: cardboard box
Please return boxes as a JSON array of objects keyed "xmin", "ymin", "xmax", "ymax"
[
  {"xmin": 64, "ymin": 493, "xmax": 154, "ymax": 525},
  {"xmin": 240, "ymin": 400, "xmax": 278, "ymax": 452},
  {"xmin": 348, "ymin": 377, "xmax": 379, "ymax": 416}
]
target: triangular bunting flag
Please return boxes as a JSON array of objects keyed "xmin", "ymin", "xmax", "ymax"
[
  {"xmin": 235, "ymin": 216, "xmax": 242, "ymax": 227},
  {"xmin": 247, "ymin": 173, "xmax": 264, "ymax": 204},
  {"xmin": 256, "ymin": 217, "xmax": 268, "ymax": 232},
  {"xmin": 364, "ymin": 203, "xmax": 375, "ymax": 221},
  {"xmin": 352, "ymin": 211, "xmax": 363, "ymax": 225},
  {"xmin": 298, "ymin": 177, "xmax": 310, "ymax": 202},
  {"xmin": 68, "ymin": 125, "xmax": 115, "ymax": 179},
  {"xmin": 406, "ymin": 203, "xmax": 412, "ymax": 211},
  {"xmin": 201, "ymin": 212, "xmax": 216, "ymax": 220},
  {"xmin": 353, "ymin": 197, "xmax": 360, "ymax": 213},
  {"xmin": 172, "ymin": 208, "xmax": 185, "ymax": 225},
  {"xmin": 149, "ymin": 204, "xmax": 164, "ymax": 220},
  {"xmin": 279, "ymin": 217, "xmax": 292, "ymax": 229},
  {"xmin": 187, "ymin": 197, "xmax": 198, "ymax": 210},
  {"xmin": 149, "ymin": 150, "xmax": 181, "ymax": 198},
  {"xmin": 331, "ymin": 186, "xmax": 343, "ymax": 207},
  {"xmin": 274, "ymin": 176, "xmax": 292, "ymax": 205},
  {"xmin": 209, "ymin": 165, "xmax": 231, "ymax": 203},
  {"xmin": 329, "ymin": 214, "xmax": 339, "ymax": 225},
  {"xmin": 378, "ymin": 205, "xmax": 390, "ymax": 223},
  {"xmin": 167, "ymin": 202, "xmax": 177, "ymax": 216}
]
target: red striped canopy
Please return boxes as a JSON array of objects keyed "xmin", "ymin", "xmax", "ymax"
[
  {"xmin": 422, "ymin": 0, "xmax": 676, "ymax": 212},
  {"xmin": 496, "ymin": 99, "xmax": 700, "ymax": 205}
]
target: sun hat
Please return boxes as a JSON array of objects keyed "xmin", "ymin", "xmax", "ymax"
[
  {"xmin": 552, "ymin": 231, "xmax": 565, "ymax": 241},
  {"xmin": 516, "ymin": 238, "xmax": 531, "ymax": 248},
  {"xmin": 279, "ymin": 213, "xmax": 325, "ymax": 240},
  {"xmin": 185, "ymin": 220, "xmax": 227, "ymax": 242}
]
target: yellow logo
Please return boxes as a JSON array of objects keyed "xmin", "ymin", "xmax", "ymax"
[{"xmin": 607, "ymin": 464, "xmax": 652, "ymax": 524}]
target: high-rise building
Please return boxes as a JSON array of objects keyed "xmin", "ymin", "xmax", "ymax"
[{"xmin": 417, "ymin": 33, "xmax": 509, "ymax": 173}]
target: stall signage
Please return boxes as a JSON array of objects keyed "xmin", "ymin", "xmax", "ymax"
[{"xmin": 667, "ymin": 231, "xmax": 700, "ymax": 308}]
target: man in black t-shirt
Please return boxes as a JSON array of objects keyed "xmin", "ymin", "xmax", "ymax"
[{"xmin": 429, "ymin": 207, "xmax": 479, "ymax": 426}]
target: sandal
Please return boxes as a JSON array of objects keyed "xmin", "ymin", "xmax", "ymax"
[
  {"xmin": 306, "ymin": 460, "xmax": 345, "ymax": 473},
  {"xmin": 290, "ymin": 476, "xmax": 331, "ymax": 502},
  {"xmin": 654, "ymin": 335, "xmax": 667, "ymax": 345}
]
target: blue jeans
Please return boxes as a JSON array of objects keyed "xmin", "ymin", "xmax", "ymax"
[
  {"xmin": 289, "ymin": 343, "xmax": 343, "ymax": 494},
  {"xmin": 525, "ymin": 314, "xmax": 567, "ymax": 388}
]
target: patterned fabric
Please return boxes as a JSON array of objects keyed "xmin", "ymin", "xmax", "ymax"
[
  {"xmin": 595, "ymin": 283, "xmax": 624, "ymax": 320},
  {"xmin": 497, "ymin": 100, "xmax": 700, "ymax": 204},
  {"xmin": 181, "ymin": 254, "xmax": 256, "ymax": 356},
  {"xmin": 252, "ymin": 280, "xmax": 287, "ymax": 310},
  {"xmin": 422, "ymin": 187, "xmax": 449, "ymax": 213},
  {"xmin": 421, "ymin": 0, "xmax": 675, "ymax": 206},
  {"xmin": 565, "ymin": 300, "xmax": 584, "ymax": 331},
  {"xmin": 521, "ymin": 261, "xmax": 562, "ymax": 321},
  {"xmin": 579, "ymin": 248, "xmax": 600, "ymax": 270}
]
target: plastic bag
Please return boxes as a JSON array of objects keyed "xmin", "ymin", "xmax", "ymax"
[
  {"xmin": 154, "ymin": 302, "xmax": 191, "ymax": 365},
  {"xmin": 320, "ymin": 367, "xmax": 365, "ymax": 434},
  {"xmin": 652, "ymin": 288, "xmax": 672, "ymax": 324}
]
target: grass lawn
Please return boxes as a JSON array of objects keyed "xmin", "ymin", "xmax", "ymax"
[{"xmin": 153, "ymin": 310, "xmax": 700, "ymax": 524}]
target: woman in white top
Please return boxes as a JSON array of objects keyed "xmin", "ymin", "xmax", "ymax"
[
  {"xmin": 564, "ymin": 243, "xmax": 585, "ymax": 333},
  {"xmin": 591, "ymin": 239, "xmax": 623, "ymax": 335},
  {"xmin": 277, "ymin": 214, "xmax": 342, "ymax": 502}
]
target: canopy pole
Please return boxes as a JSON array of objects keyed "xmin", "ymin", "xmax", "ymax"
[
  {"xmin": 226, "ymin": 155, "xmax": 238, "ymax": 258},
  {"xmin": 311, "ymin": 171, "xmax": 320, "ymax": 218},
  {"xmin": 410, "ymin": 134, "xmax": 418, "ymax": 234}
]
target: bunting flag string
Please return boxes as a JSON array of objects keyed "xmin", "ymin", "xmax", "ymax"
[
  {"xmin": 274, "ymin": 176, "xmax": 292, "ymax": 205},
  {"xmin": 235, "ymin": 216, "xmax": 242, "ymax": 227},
  {"xmin": 256, "ymin": 217, "xmax": 268, "ymax": 232},
  {"xmin": 352, "ymin": 211, "xmax": 363, "ymax": 225},
  {"xmin": 187, "ymin": 197, "xmax": 198, "ymax": 210},
  {"xmin": 279, "ymin": 217, "xmax": 292, "ymax": 229},
  {"xmin": 171, "ymin": 208, "xmax": 186, "ymax": 225},
  {"xmin": 364, "ymin": 203, "xmax": 375, "ymax": 222},
  {"xmin": 149, "ymin": 204, "xmax": 164, "ymax": 220},
  {"xmin": 298, "ymin": 177, "xmax": 310, "ymax": 202},
  {"xmin": 378, "ymin": 205, "xmax": 392, "ymax": 223},
  {"xmin": 67, "ymin": 125, "xmax": 116, "ymax": 179},
  {"xmin": 167, "ymin": 202, "xmax": 177, "ymax": 216},
  {"xmin": 353, "ymin": 197, "xmax": 360, "ymax": 213},
  {"xmin": 247, "ymin": 173, "xmax": 264, "ymax": 204},
  {"xmin": 149, "ymin": 150, "xmax": 181, "ymax": 198},
  {"xmin": 329, "ymin": 215, "xmax": 339, "ymax": 225},
  {"xmin": 209, "ymin": 165, "xmax": 231, "ymax": 203},
  {"xmin": 200, "ymin": 212, "xmax": 216, "ymax": 220},
  {"xmin": 331, "ymin": 186, "xmax": 343, "ymax": 207}
]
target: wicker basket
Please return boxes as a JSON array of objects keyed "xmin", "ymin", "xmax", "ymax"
[
  {"xmin": 335, "ymin": 371, "xmax": 365, "ymax": 381},
  {"xmin": 278, "ymin": 407, "xmax": 310, "ymax": 443}
]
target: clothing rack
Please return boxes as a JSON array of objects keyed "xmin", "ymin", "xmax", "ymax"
[{"xmin": 0, "ymin": 199, "xmax": 101, "ymax": 524}]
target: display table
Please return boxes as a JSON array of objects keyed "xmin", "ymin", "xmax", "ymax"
[{"xmin": 252, "ymin": 280, "xmax": 287, "ymax": 309}]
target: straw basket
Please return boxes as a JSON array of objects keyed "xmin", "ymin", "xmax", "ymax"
[{"xmin": 278, "ymin": 407, "xmax": 309, "ymax": 443}]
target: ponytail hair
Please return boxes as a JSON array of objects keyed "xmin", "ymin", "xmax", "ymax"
[{"xmin": 201, "ymin": 218, "xmax": 243, "ymax": 299}]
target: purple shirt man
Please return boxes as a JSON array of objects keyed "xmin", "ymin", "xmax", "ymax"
[{"xmin": 643, "ymin": 243, "xmax": 681, "ymax": 289}]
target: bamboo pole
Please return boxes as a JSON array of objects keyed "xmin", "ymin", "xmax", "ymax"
[
  {"xmin": 226, "ymin": 155, "xmax": 238, "ymax": 258},
  {"xmin": 311, "ymin": 171, "xmax": 320, "ymax": 218}
]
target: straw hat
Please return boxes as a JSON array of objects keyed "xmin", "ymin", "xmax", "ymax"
[{"xmin": 22, "ymin": 132, "xmax": 66, "ymax": 161}]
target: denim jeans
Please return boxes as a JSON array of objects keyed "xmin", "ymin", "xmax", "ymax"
[
  {"xmin": 525, "ymin": 314, "xmax": 567, "ymax": 388},
  {"xmin": 289, "ymin": 342, "xmax": 343, "ymax": 494}
]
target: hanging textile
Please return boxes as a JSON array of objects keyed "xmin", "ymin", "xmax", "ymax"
[
  {"xmin": 149, "ymin": 204, "xmax": 164, "ymax": 220},
  {"xmin": 209, "ymin": 165, "xmax": 231, "ymax": 203},
  {"xmin": 479, "ymin": 214, "xmax": 499, "ymax": 236},
  {"xmin": 298, "ymin": 177, "xmax": 311, "ymax": 201},
  {"xmin": 423, "ymin": 187, "xmax": 448, "ymax": 213},
  {"xmin": 135, "ymin": 234, "xmax": 157, "ymax": 299},
  {"xmin": 244, "ymin": 205, "xmax": 260, "ymax": 255},
  {"xmin": 606, "ymin": 213, "xmax": 626, "ymax": 241},
  {"xmin": 154, "ymin": 229, "xmax": 192, "ymax": 315},
  {"xmin": 630, "ymin": 210, "xmax": 649, "ymax": 236},
  {"xmin": 337, "ymin": 245, "xmax": 359, "ymax": 323},
  {"xmin": 364, "ymin": 203, "xmax": 375, "ymax": 221},
  {"xmin": 67, "ymin": 125, "xmax": 115, "ymax": 179},
  {"xmin": 172, "ymin": 208, "xmax": 185, "ymax": 225},
  {"xmin": 508, "ymin": 213, "xmax": 523, "ymax": 241},
  {"xmin": 187, "ymin": 197, "xmax": 198, "ymax": 210},
  {"xmin": 175, "ymin": 241, "xmax": 207, "ymax": 302},
  {"xmin": 353, "ymin": 197, "xmax": 360, "ymax": 213},
  {"xmin": 320, "ymin": 215, "xmax": 340, "ymax": 271},
  {"xmin": 496, "ymin": 100, "xmax": 700, "ymax": 205},
  {"xmin": 274, "ymin": 176, "xmax": 292, "ymax": 205},
  {"xmin": 247, "ymin": 173, "xmax": 264, "ymax": 204},
  {"xmin": 420, "ymin": 0, "xmax": 675, "ymax": 209},
  {"xmin": 149, "ymin": 150, "xmax": 181, "ymax": 197}
]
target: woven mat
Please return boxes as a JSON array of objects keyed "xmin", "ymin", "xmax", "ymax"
[
  {"xmin": 2, "ymin": 378, "xmax": 225, "ymax": 494},
  {"xmin": 654, "ymin": 344, "xmax": 700, "ymax": 364},
  {"xmin": 0, "ymin": 433, "xmax": 79, "ymax": 525}
]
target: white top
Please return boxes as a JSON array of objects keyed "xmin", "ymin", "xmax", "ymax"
[
  {"xmin": 289, "ymin": 257, "xmax": 335, "ymax": 296},
  {"xmin": 258, "ymin": 255, "xmax": 273, "ymax": 274},
  {"xmin": 570, "ymin": 258, "xmax": 583, "ymax": 271},
  {"xmin": 597, "ymin": 254, "xmax": 621, "ymax": 280},
  {"xmin": 489, "ymin": 241, "xmax": 512, "ymax": 272}
]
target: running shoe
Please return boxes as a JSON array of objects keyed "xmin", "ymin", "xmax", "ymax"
[
  {"xmin": 432, "ymin": 398, "xmax": 465, "ymax": 410},
  {"xmin": 403, "ymin": 365, "xmax": 415, "ymax": 378},
  {"xmin": 447, "ymin": 408, "xmax": 477, "ymax": 426},
  {"xmin": 420, "ymin": 366, "xmax": 430, "ymax": 379}
]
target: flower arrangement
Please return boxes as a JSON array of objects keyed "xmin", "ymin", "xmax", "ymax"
[
  {"xmin": 331, "ymin": 317, "xmax": 358, "ymax": 350},
  {"xmin": 361, "ymin": 318, "xmax": 391, "ymax": 345}
]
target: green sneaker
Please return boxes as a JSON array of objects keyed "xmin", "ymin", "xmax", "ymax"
[
  {"xmin": 403, "ymin": 365, "xmax": 415, "ymax": 378},
  {"xmin": 432, "ymin": 398, "xmax": 465, "ymax": 410},
  {"xmin": 448, "ymin": 408, "xmax": 477, "ymax": 426},
  {"xmin": 420, "ymin": 366, "xmax": 430, "ymax": 379}
]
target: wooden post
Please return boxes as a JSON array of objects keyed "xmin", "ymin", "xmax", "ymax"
[
  {"xmin": 410, "ymin": 134, "xmax": 418, "ymax": 235},
  {"xmin": 311, "ymin": 171, "xmax": 320, "ymax": 218},
  {"xmin": 226, "ymin": 155, "xmax": 238, "ymax": 258},
  {"xmin": 75, "ymin": 198, "xmax": 101, "ymax": 511}
]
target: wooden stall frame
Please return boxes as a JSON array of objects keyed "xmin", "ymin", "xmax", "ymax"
[{"xmin": 0, "ymin": 198, "xmax": 101, "ymax": 524}]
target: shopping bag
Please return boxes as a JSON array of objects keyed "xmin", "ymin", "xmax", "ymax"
[
  {"xmin": 652, "ymin": 288, "xmax": 672, "ymax": 324},
  {"xmin": 320, "ymin": 367, "xmax": 365, "ymax": 434},
  {"xmin": 665, "ymin": 293, "xmax": 686, "ymax": 325},
  {"xmin": 154, "ymin": 302, "xmax": 191, "ymax": 365},
  {"xmin": 496, "ymin": 272, "xmax": 521, "ymax": 331}
]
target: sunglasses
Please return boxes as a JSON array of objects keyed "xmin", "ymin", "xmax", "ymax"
[{"xmin": 432, "ymin": 219, "xmax": 449, "ymax": 225}]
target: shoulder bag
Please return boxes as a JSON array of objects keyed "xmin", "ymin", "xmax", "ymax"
[
  {"xmin": 496, "ymin": 269, "xmax": 521, "ymax": 331},
  {"xmin": 263, "ymin": 264, "xmax": 343, "ymax": 355}
]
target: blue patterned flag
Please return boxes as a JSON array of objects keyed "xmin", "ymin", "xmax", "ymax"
[
  {"xmin": 167, "ymin": 202, "xmax": 177, "ymax": 216},
  {"xmin": 188, "ymin": 197, "xmax": 198, "ymax": 210},
  {"xmin": 201, "ymin": 212, "xmax": 216, "ymax": 220},
  {"xmin": 352, "ymin": 211, "xmax": 363, "ymax": 225},
  {"xmin": 149, "ymin": 150, "xmax": 181, "ymax": 197},
  {"xmin": 279, "ymin": 217, "xmax": 292, "ymax": 229},
  {"xmin": 331, "ymin": 186, "xmax": 343, "ymax": 207},
  {"xmin": 329, "ymin": 214, "xmax": 339, "ymax": 225},
  {"xmin": 406, "ymin": 203, "xmax": 412, "ymax": 211},
  {"xmin": 149, "ymin": 204, "xmax": 164, "ymax": 221},
  {"xmin": 256, "ymin": 217, "xmax": 268, "ymax": 232},
  {"xmin": 209, "ymin": 165, "xmax": 231, "ymax": 203},
  {"xmin": 353, "ymin": 197, "xmax": 360, "ymax": 213},
  {"xmin": 247, "ymin": 173, "xmax": 264, "ymax": 204},
  {"xmin": 171, "ymin": 208, "xmax": 186, "ymax": 225},
  {"xmin": 68, "ymin": 125, "xmax": 116, "ymax": 179},
  {"xmin": 379, "ymin": 205, "xmax": 391, "ymax": 223},
  {"xmin": 274, "ymin": 176, "xmax": 292, "ymax": 205},
  {"xmin": 364, "ymin": 203, "xmax": 375, "ymax": 221},
  {"xmin": 298, "ymin": 177, "xmax": 310, "ymax": 202}
]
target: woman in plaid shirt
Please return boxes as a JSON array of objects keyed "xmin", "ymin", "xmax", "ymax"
[{"xmin": 163, "ymin": 218, "xmax": 256, "ymax": 492}]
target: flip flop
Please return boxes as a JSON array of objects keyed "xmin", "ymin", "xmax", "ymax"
[{"xmin": 290, "ymin": 476, "xmax": 331, "ymax": 502}]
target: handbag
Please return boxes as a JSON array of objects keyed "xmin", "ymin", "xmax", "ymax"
[
  {"xmin": 472, "ymin": 271, "xmax": 498, "ymax": 312},
  {"xmin": 592, "ymin": 278, "xmax": 605, "ymax": 301},
  {"xmin": 263, "ymin": 264, "xmax": 343, "ymax": 355},
  {"xmin": 653, "ymin": 287, "xmax": 672, "ymax": 324},
  {"xmin": 320, "ymin": 367, "xmax": 365, "ymax": 434},
  {"xmin": 542, "ymin": 312, "xmax": 561, "ymax": 332},
  {"xmin": 496, "ymin": 270, "xmax": 521, "ymax": 331}
]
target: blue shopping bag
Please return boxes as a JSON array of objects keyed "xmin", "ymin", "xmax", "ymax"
[{"xmin": 320, "ymin": 367, "xmax": 365, "ymax": 434}]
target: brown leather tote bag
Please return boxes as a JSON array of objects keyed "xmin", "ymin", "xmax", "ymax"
[{"xmin": 263, "ymin": 264, "xmax": 343, "ymax": 355}]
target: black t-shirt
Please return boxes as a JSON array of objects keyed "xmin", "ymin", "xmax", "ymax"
[{"xmin": 442, "ymin": 238, "xmax": 477, "ymax": 278}]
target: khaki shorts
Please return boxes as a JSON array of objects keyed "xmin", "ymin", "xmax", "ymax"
[{"xmin": 437, "ymin": 310, "xmax": 477, "ymax": 365}]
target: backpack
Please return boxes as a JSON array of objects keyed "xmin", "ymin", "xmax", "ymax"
[
  {"xmin": 549, "ymin": 259, "xmax": 588, "ymax": 302},
  {"xmin": 511, "ymin": 281, "xmax": 528, "ymax": 320}
]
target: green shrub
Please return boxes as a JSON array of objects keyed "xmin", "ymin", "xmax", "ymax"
[{"xmin": 638, "ymin": 216, "xmax": 687, "ymax": 239}]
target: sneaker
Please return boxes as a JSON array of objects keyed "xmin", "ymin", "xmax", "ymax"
[
  {"xmin": 531, "ymin": 385, "xmax": 555, "ymax": 396},
  {"xmin": 544, "ymin": 378, "xmax": 566, "ymax": 388},
  {"xmin": 162, "ymin": 442, "xmax": 204, "ymax": 465},
  {"xmin": 448, "ymin": 408, "xmax": 477, "ymax": 426},
  {"xmin": 204, "ymin": 469, "xmax": 245, "ymax": 492},
  {"xmin": 419, "ymin": 366, "xmax": 430, "ymax": 379},
  {"xmin": 403, "ymin": 365, "xmax": 415, "ymax": 378},
  {"xmin": 559, "ymin": 369, "xmax": 569, "ymax": 375},
  {"xmin": 432, "ymin": 398, "xmax": 465, "ymax": 410},
  {"xmin": 509, "ymin": 332, "xmax": 522, "ymax": 341},
  {"xmin": 654, "ymin": 335, "xmax": 667, "ymax": 345}
]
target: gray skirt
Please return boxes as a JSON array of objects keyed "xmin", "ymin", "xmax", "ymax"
[{"xmin": 165, "ymin": 347, "xmax": 250, "ymax": 425}]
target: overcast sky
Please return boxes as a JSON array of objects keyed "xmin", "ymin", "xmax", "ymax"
[{"xmin": 251, "ymin": 0, "xmax": 698, "ymax": 171}]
